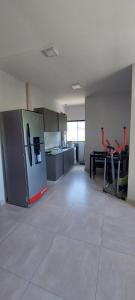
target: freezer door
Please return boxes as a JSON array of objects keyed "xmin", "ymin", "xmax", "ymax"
[
  {"xmin": 22, "ymin": 110, "xmax": 44, "ymax": 146},
  {"xmin": 25, "ymin": 143, "xmax": 47, "ymax": 200},
  {"xmin": 1, "ymin": 110, "xmax": 29, "ymax": 207}
]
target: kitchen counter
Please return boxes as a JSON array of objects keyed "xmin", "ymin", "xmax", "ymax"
[
  {"xmin": 45, "ymin": 147, "xmax": 73, "ymax": 156},
  {"xmin": 45, "ymin": 147, "xmax": 74, "ymax": 181}
]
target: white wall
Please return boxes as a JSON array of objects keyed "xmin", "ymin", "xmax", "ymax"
[
  {"xmin": 85, "ymin": 94, "xmax": 131, "ymax": 171},
  {"xmin": 128, "ymin": 65, "xmax": 135, "ymax": 202},
  {"xmin": 0, "ymin": 71, "xmax": 26, "ymax": 204},
  {"xmin": 31, "ymin": 85, "xmax": 65, "ymax": 113},
  {"xmin": 0, "ymin": 70, "xmax": 65, "ymax": 204},
  {"xmin": 0, "ymin": 71, "xmax": 65, "ymax": 113},
  {"xmin": 65, "ymin": 104, "xmax": 85, "ymax": 121},
  {"xmin": 0, "ymin": 71, "xmax": 26, "ymax": 111}
]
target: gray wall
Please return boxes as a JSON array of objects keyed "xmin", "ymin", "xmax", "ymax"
[
  {"xmin": 85, "ymin": 93, "xmax": 131, "ymax": 171},
  {"xmin": 31, "ymin": 85, "xmax": 65, "ymax": 113},
  {"xmin": 65, "ymin": 104, "xmax": 85, "ymax": 121},
  {"xmin": 128, "ymin": 65, "xmax": 135, "ymax": 202}
]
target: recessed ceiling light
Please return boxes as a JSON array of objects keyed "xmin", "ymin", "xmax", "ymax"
[
  {"xmin": 41, "ymin": 47, "xmax": 59, "ymax": 57},
  {"xmin": 72, "ymin": 83, "xmax": 82, "ymax": 90}
]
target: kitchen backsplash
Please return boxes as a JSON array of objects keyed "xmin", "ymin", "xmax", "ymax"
[{"xmin": 44, "ymin": 132, "xmax": 61, "ymax": 150}]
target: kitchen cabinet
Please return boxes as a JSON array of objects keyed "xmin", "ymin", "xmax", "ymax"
[
  {"xmin": 46, "ymin": 148, "xmax": 74, "ymax": 181},
  {"xmin": 63, "ymin": 148, "xmax": 74, "ymax": 174},
  {"xmin": 34, "ymin": 107, "xmax": 59, "ymax": 132},
  {"xmin": 58, "ymin": 113, "xmax": 67, "ymax": 145},
  {"xmin": 58, "ymin": 113, "xmax": 67, "ymax": 132},
  {"xmin": 46, "ymin": 152, "xmax": 63, "ymax": 181},
  {"xmin": 34, "ymin": 109, "xmax": 67, "ymax": 138}
]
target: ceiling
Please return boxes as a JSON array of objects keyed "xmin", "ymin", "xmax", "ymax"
[{"xmin": 0, "ymin": 0, "xmax": 134, "ymax": 105}]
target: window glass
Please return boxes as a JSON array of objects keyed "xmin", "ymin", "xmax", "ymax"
[
  {"xmin": 67, "ymin": 122, "xmax": 77, "ymax": 141},
  {"xmin": 67, "ymin": 121, "xmax": 85, "ymax": 142},
  {"xmin": 78, "ymin": 122, "xmax": 85, "ymax": 142},
  {"xmin": 78, "ymin": 121, "xmax": 85, "ymax": 129}
]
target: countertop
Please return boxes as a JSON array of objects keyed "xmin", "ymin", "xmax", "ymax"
[{"xmin": 45, "ymin": 147, "xmax": 74, "ymax": 156}]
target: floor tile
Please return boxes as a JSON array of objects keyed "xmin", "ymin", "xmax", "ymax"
[
  {"xmin": 0, "ymin": 267, "xmax": 28, "ymax": 300},
  {"xmin": 32, "ymin": 236, "xmax": 99, "ymax": 300},
  {"xmin": 19, "ymin": 203, "xmax": 70, "ymax": 234},
  {"xmin": 0, "ymin": 215, "xmax": 17, "ymax": 243},
  {"xmin": 47, "ymin": 186, "xmax": 105, "ymax": 212},
  {"xmin": 62, "ymin": 206, "xmax": 103, "ymax": 246},
  {"xmin": 29, "ymin": 191, "xmax": 104, "ymax": 246},
  {"xmin": 104, "ymin": 197, "xmax": 135, "ymax": 219},
  {"xmin": 96, "ymin": 248, "xmax": 135, "ymax": 300},
  {"xmin": 21, "ymin": 284, "xmax": 63, "ymax": 300},
  {"xmin": 46, "ymin": 189, "xmax": 76, "ymax": 208},
  {"xmin": 71, "ymin": 193, "xmax": 105, "ymax": 213},
  {"xmin": 102, "ymin": 216, "xmax": 135, "ymax": 256},
  {"xmin": 1, "ymin": 166, "xmax": 135, "ymax": 300},
  {"xmin": 0, "ymin": 223, "xmax": 54, "ymax": 280},
  {"xmin": 0, "ymin": 203, "xmax": 26, "ymax": 222}
]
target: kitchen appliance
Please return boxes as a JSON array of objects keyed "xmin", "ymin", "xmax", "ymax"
[{"xmin": 2, "ymin": 109, "xmax": 48, "ymax": 207}]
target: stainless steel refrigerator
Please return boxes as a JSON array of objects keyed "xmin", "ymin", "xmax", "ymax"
[{"xmin": 2, "ymin": 109, "xmax": 47, "ymax": 207}]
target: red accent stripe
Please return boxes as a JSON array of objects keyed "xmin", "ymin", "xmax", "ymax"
[{"xmin": 28, "ymin": 187, "xmax": 48, "ymax": 205}]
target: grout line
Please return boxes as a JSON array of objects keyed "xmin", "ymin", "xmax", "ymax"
[
  {"xmin": 13, "ymin": 218, "xmax": 56, "ymax": 235},
  {"xmin": 0, "ymin": 235, "xmax": 56, "ymax": 285},
  {"xmin": 2, "ymin": 166, "xmax": 135, "ymax": 299},
  {"xmin": 0, "ymin": 233, "xmax": 56, "ymax": 284},
  {"xmin": 28, "ymin": 281, "xmax": 66, "ymax": 300},
  {"xmin": 94, "ymin": 207, "xmax": 105, "ymax": 300},
  {"xmin": 94, "ymin": 246, "xmax": 102, "ymax": 300},
  {"xmin": 0, "ymin": 265, "xmax": 29, "ymax": 283},
  {"xmin": 28, "ymin": 232, "xmax": 101, "ymax": 297},
  {"xmin": 19, "ymin": 282, "xmax": 31, "ymax": 300},
  {"xmin": 29, "ymin": 233, "xmax": 57, "ymax": 281},
  {"xmin": 13, "ymin": 215, "xmax": 103, "ymax": 250},
  {"xmin": 101, "ymin": 244, "xmax": 135, "ymax": 259},
  {"xmin": 0, "ymin": 267, "xmax": 30, "ymax": 300},
  {"xmin": 46, "ymin": 232, "xmax": 101, "ymax": 250},
  {"xmin": 0, "ymin": 221, "xmax": 19, "ymax": 247}
]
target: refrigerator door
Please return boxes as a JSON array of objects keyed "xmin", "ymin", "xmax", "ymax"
[
  {"xmin": 22, "ymin": 110, "xmax": 44, "ymax": 146},
  {"xmin": 25, "ymin": 143, "xmax": 47, "ymax": 201},
  {"xmin": 22, "ymin": 110, "xmax": 47, "ymax": 204},
  {"xmin": 2, "ymin": 110, "xmax": 29, "ymax": 207}
]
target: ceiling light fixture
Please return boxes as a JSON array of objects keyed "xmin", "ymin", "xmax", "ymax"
[
  {"xmin": 72, "ymin": 83, "xmax": 82, "ymax": 90},
  {"xmin": 41, "ymin": 47, "xmax": 59, "ymax": 58}
]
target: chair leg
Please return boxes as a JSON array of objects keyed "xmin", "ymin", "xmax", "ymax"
[
  {"xmin": 90, "ymin": 156, "xmax": 92, "ymax": 178},
  {"xmin": 93, "ymin": 158, "xmax": 95, "ymax": 179}
]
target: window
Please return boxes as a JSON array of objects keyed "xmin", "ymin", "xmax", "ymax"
[{"xmin": 67, "ymin": 121, "xmax": 85, "ymax": 142}]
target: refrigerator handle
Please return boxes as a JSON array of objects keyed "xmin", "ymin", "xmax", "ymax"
[{"xmin": 26, "ymin": 123, "xmax": 32, "ymax": 166}]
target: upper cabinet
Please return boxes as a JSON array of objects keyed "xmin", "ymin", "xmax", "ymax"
[
  {"xmin": 34, "ymin": 108, "xmax": 67, "ymax": 133},
  {"xmin": 34, "ymin": 108, "xmax": 59, "ymax": 132},
  {"xmin": 58, "ymin": 113, "xmax": 67, "ymax": 132}
]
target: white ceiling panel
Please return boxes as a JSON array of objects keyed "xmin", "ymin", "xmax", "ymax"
[{"xmin": 0, "ymin": 0, "xmax": 133, "ymax": 104}]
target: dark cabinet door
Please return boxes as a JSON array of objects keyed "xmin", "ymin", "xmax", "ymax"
[
  {"xmin": 34, "ymin": 108, "xmax": 59, "ymax": 132},
  {"xmin": 58, "ymin": 113, "xmax": 67, "ymax": 132},
  {"xmin": 63, "ymin": 113, "xmax": 67, "ymax": 132},
  {"xmin": 56, "ymin": 153, "xmax": 64, "ymax": 179},
  {"xmin": 46, "ymin": 155, "xmax": 56, "ymax": 180},
  {"xmin": 58, "ymin": 113, "xmax": 63, "ymax": 132},
  {"xmin": 63, "ymin": 148, "xmax": 74, "ymax": 174},
  {"xmin": 46, "ymin": 153, "xmax": 63, "ymax": 181},
  {"xmin": 58, "ymin": 113, "xmax": 67, "ymax": 145},
  {"xmin": 46, "ymin": 148, "xmax": 74, "ymax": 181},
  {"xmin": 44, "ymin": 109, "xmax": 58, "ymax": 132}
]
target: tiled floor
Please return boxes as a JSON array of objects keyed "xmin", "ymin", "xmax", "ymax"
[{"xmin": 0, "ymin": 166, "xmax": 135, "ymax": 299}]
